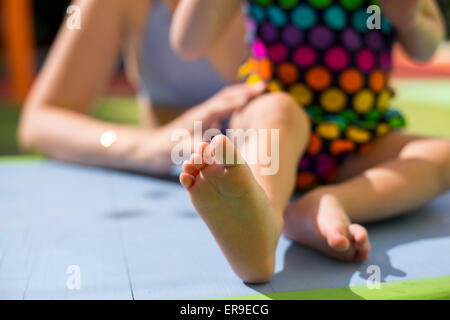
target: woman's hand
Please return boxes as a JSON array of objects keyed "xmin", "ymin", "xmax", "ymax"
[
  {"xmin": 184, "ymin": 82, "xmax": 266, "ymax": 133},
  {"xmin": 132, "ymin": 82, "xmax": 266, "ymax": 173}
]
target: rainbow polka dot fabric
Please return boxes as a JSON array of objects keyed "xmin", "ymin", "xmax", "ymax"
[{"xmin": 240, "ymin": 0, "xmax": 406, "ymax": 190}]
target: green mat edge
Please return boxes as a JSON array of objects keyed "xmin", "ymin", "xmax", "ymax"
[
  {"xmin": 0, "ymin": 155, "xmax": 47, "ymax": 163},
  {"xmin": 214, "ymin": 275, "xmax": 450, "ymax": 300}
]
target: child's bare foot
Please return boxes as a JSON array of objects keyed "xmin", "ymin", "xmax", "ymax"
[
  {"xmin": 179, "ymin": 135, "xmax": 281, "ymax": 282},
  {"xmin": 284, "ymin": 191, "xmax": 370, "ymax": 262}
]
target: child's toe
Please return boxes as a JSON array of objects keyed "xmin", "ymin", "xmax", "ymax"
[
  {"xmin": 210, "ymin": 134, "xmax": 243, "ymax": 167},
  {"xmin": 183, "ymin": 159, "xmax": 200, "ymax": 176},
  {"xmin": 326, "ymin": 228, "xmax": 351, "ymax": 252},
  {"xmin": 191, "ymin": 153, "xmax": 206, "ymax": 169},
  {"xmin": 348, "ymin": 224, "xmax": 369, "ymax": 246},
  {"xmin": 193, "ymin": 142, "xmax": 213, "ymax": 169},
  {"xmin": 180, "ymin": 172, "xmax": 195, "ymax": 189},
  {"xmin": 348, "ymin": 224, "xmax": 370, "ymax": 261},
  {"xmin": 355, "ymin": 248, "xmax": 370, "ymax": 261}
]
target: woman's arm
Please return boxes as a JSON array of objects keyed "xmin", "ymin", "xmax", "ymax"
[
  {"xmin": 380, "ymin": 0, "xmax": 446, "ymax": 62},
  {"xmin": 19, "ymin": 0, "xmax": 263, "ymax": 174},
  {"xmin": 170, "ymin": 0, "xmax": 242, "ymax": 59},
  {"xmin": 19, "ymin": 0, "xmax": 168, "ymax": 172}
]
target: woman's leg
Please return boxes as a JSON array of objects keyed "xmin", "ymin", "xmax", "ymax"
[
  {"xmin": 180, "ymin": 92, "xmax": 310, "ymax": 283},
  {"xmin": 284, "ymin": 131, "xmax": 450, "ymax": 261}
]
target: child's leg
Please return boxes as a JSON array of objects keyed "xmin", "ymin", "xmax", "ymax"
[
  {"xmin": 229, "ymin": 92, "xmax": 311, "ymax": 216},
  {"xmin": 180, "ymin": 92, "xmax": 309, "ymax": 283},
  {"xmin": 284, "ymin": 132, "xmax": 450, "ymax": 261}
]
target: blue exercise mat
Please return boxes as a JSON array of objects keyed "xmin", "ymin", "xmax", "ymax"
[{"xmin": 0, "ymin": 160, "xmax": 449, "ymax": 299}]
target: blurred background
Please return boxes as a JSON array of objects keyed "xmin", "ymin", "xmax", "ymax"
[{"xmin": 0, "ymin": 0, "xmax": 449, "ymax": 156}]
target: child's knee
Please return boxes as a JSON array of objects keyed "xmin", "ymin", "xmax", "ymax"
[
  {"xmin": 435, "ymin": 139, "xmax": 450, "ymax": 187},
  {"xmin": 400, "ymin": 138, "xmax": 450, "ymax": 187},
  {"xmin": 249, "ymin": 92, "xmax": 310, "ymax": 134}
]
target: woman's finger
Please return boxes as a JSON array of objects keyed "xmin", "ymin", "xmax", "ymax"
[
  {"xmin": 215, "ymin": 82, "xmax": 266, "ymax": 111},
  {"xmin": 221, "ymin": 82, "xmax": 266, "ymax": 102},
  {"xmin": 202, "ymin": 82, "xmax": 266, "ymax": 112},
  {"xmin": 193, "ymin": 82, "xmax": 267, "ymax": 125},
  {"xmin": 210, "ymin": 120, "xmax": 221, "ymax": 130}
]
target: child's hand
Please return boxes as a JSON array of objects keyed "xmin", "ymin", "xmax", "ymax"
[
  {"xmin": 378, "ymin": 0, "xmax": 425, "ymax": 31},
  {"xmin": 378, "ymin": 0, "xmax": 444, "ymax": 61}
]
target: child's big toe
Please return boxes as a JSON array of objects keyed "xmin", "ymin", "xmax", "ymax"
[
  {"xmin": 327, "ymin": 230, "xmax": 351, "ymax": 252},
  {"xmin": 210, "ymin": 134, "xmax": 242, "ymax": 167},
  {"xmin": 348, "ymin": 224, "xmax": 369, "ymax": 246}
]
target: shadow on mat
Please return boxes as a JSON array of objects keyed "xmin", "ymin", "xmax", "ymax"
[
  {"xmin": 105, "ymin": 209, "xmax": 152, "ymax": 219},
  {"xmin": 247, "ymin": 195, "xmax": 450, "ymax": 299}
]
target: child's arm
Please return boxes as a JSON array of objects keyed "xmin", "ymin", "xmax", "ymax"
[
  {"xmin": 380, "ymin": 0, "xmax": 446, "ymax": 62},
  {"xmin": 170, "ymin": 0, "xmax": 242, "ymax": 59}
]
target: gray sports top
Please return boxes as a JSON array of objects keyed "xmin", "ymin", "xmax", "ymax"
[{"xmin": 138, "ymin": 0, "xmax": 228, "ymax": 108}]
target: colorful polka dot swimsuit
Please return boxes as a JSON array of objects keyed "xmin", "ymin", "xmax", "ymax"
[{"xmin": 239, "ymin": 0, "xmax": 406, "ymax": 191}]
